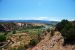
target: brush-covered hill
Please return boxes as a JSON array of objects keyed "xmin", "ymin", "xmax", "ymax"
[
  {"xmin": 28, "ymin": 31, "xmax": 75, "ymax": 50},
  {"xmin": 1, "ymin": 33, "xmax": 31, "ymax": 50},
  {"xmin": 27, "ymin": 20, "xmax": 75, "ymax": 50}
]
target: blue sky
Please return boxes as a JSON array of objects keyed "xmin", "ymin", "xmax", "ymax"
[{"xmin": 0, "ymin": 0, "xmax": 75, "ymax": 21}]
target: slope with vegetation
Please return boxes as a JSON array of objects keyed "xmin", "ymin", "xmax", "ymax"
[
  {"xmin": 0, "ymin": 22, "xmax": 51, "ymax": 50},
  {"xmin": 28, "ymin": 20, "xmax": 75, "ymax": 50},
  {"xmin": 56, "ymin": 20, "xmax": 75, "ymax": 44},
  {"xmin": 1, "ymin": 20, "xmax": 74, "ymax": 50}
]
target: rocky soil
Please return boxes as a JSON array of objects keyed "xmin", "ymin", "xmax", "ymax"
[
  {"xmin": 1, "ymin": 33, "xmax": 31, "ymax": 50},
  {"xmin": 28, "ymin": 31, "xmax": 75, "ymax": 50}
]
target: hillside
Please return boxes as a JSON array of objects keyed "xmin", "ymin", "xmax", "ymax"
[
  {"xmin": 28, "ymin": 31, "xmax": 75, "ymax": 50},
  {"xmin": 0, "ymin": 20, "xmax": 75, "ymax": 50},
  {"xmin": 0, "ymin": 22, "xmax": 46, "ymax": 32},
  {"xmin": 1, "ymin": 33, "xmax": 31, "ymax": 50}
]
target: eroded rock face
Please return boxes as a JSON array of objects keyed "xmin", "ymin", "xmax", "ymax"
[
  {"xmin": 29, "ymin": 31, "xmax": 75, "ymax": 50},
  {"xmin": 2, "ymin": 33, "xmax": 31, "ymax": 50}
]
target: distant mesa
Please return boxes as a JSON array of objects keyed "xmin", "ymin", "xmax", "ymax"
[{"xmin": 0, "ymin": 20, "xmax": 58, "ymax": 25}]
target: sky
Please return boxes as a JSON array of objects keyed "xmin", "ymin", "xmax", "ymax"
[{"xmin": 0, "ymin": 0, "xmax": 75, "ymax": 21}]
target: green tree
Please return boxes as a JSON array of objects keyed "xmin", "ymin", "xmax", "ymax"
[
  {"xmin": 0, "ymin": 35, "xmax": 6, "ymax": 42},
  {"xmin": 56, "ymin": 20, "xmax": 69, "ymax": 31},
  {"xmin": 56, "ymin": 19, "xmax": 75, "ymax": 43},
  {"xmin": 29, "ymin": 39, "xmax": 39, "ymax": 46},
  {"xmin": 12, "ymin": 30, "xmax": 16, "ymax": 34}
]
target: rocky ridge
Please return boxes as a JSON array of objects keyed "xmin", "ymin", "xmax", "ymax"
[{"xmin": 28, "ymin": 31, "xmax": 75, "ymax": 50}]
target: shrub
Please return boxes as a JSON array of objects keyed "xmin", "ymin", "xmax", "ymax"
[
  {"xmin": 12, "ymin": 30, "xmax": 16, "ymax": 34},
  {"xmin": 17, "ymin": 46, "xmax": 26, "ymax": 50},
  {"xmin": 0, "ymin": 35, "xmax": 6, "ymax": 42},
  {"xmin": 29, "ymin": 39, "xmax": 39, "ymax": 46},
  {"xmin": 37, "ymin": 33, "xmax": 41, "ymax": 42},
  {"xmin": 4, "ymin": 32, "xmax": 8, "ymax": 35},
  {"xmin": 24, "ymin": 44, "xmax": 29, "ymax": 49},
  {"xmin": 56, "ymin": 20, "xmax": 69, "ymax": 31},
  {"xmin": 56, "ymin": 19, "xmax": 75, "ymax": 43},
  {"xmin": 47, "ymin": 28, "xmax": 50, "ymax": 32},
  {"xmin": 50, "ymin": 30, "xmax": 54, "ymax": 36}
]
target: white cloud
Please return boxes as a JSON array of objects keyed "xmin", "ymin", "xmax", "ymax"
[
  {"xmin": 1, "ymin": 16, "xmax": 74, "ymax": 21},
  {"xmin": 32, "ymin": 17, "xmax": 48, "ymax": 20},
  {"xmin": 17, "ymin": 16, "xmax": 49, "ymax": 20},
  {"xmin": 0, "ymin": 16, "xmax": 58, "ymax": 21}
]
